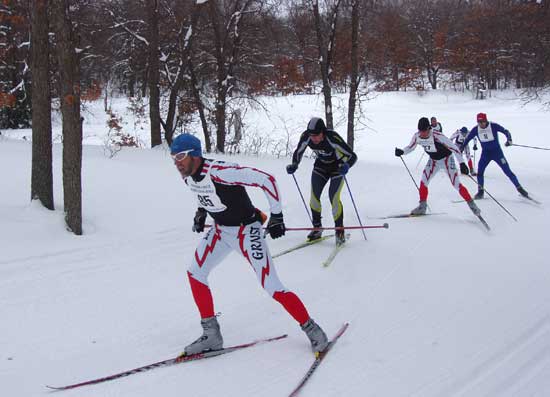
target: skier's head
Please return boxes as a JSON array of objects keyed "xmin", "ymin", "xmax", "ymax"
[
  {"xmin": 306, "ymin": 117, "xmax": 327, "ymax": 144},
  {"xmin": 476, "ymin": 112, "xmax": 488, "ymax": 127},
  {"xmin": 460, "ymin": 126, "xmax": 468, "ymax": 134},
  {"xmin": 430, "ymin": 116, "xmax": 438, "ymax": 126},
  {"xmin": 171, "ymin": 133, "xmax": 202, "ymax": 178},
  {"xmin": 418, "ymin": 117, "xmax": 431, "ymax": 137}
]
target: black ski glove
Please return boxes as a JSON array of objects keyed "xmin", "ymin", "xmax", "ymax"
[
  {"xmin": 267, "ymin": 212, "xmax": 285, "ymax": 239},
  {"xmin": 192, "ymin": 208, "xmax": 207, "ymax": 233},
  {"xmin": 473, "ymin": 143, "xmax": 478, "ymax": 151},
  {"xmin": 460, "ymin": 162, "xmax": 469, "ymax": 175},
  {"xmin": 505, "ymin": 140, "xmax": 512, "ymax": 147},
  {"xmin": 395, "ymin": 148, "xmax": 404, "ymax": 157},
  {"xmin": 338, "ymin": 162, "xmax": 350, "ymax": 176},
  {"xmin": 286, "ymin": 163, "xmax": 298, "ymax": 174}
]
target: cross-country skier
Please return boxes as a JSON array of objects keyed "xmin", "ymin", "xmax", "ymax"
[
  {"xmin": 395, "ymin": 117, "xmax": 481, "ymax": 216},
  {"xmin": 461, "ymin": 113, "xmax": 529, "ymax": 199},
  {"xmin": 430, "ymin": 116, "xmax": 443, "ymax": 132},
  {"xmin": 285, "ymin": 117, "xmax": 357, "ymax": 246},
  {"xmin": 450, "ymin": 126, "xmax": 477, "ymax": 175},
  {"xmin": 171, "ymin": 133, "xmax": 328, "ymax": 356}
]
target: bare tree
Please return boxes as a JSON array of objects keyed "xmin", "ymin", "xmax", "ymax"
[
  {"xmin": 161, "ymin": 1, "xmax": 206, "ymax": 147},
  {"xmin": 204, "ymin": 0, "xmax": 261, "ymax": 153},
  {"xmin": 311, "ymin": 0, "xmax": 342, "ymax": 129},
  {"xmin": 52, "ymin": 0, "xmax": 82, "ymax": 235},
  {"xmin": 30, "ymin": 0, "xmax": 54, "ymax": 210},
  {"xmin": 146, "ymin": 0, "xmax": 162, "ymax": 147},
  {"xmin": 346, "ymin": 0, "xmax": 359, "ymax": 149}
]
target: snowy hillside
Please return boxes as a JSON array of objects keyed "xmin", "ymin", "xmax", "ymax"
[{"xmin": 1, "ymin": 90, "xmax": 550, "ymax": 397}]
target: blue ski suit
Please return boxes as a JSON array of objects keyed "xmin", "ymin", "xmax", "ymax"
[{"xmin": 462, "ymin": 122, "xmax": 520, "ymax": 189}]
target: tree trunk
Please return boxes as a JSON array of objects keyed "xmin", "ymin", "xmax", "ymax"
[
  {"xmin": 347, "ymin": 0, "xmax": 360, "ymax": 150},
  {"xmin": 163, "ymin": 4, "xmax": 203, "ymax": 147},
  {"xmin": 30, "ymin": 0, "xmax": 54, "ymax": 210},
  {"xmin": 52, "ymin": 0, "xmax": 82, "ymax": 235},
  {"xmin": 189, "ymin": 63, "xmax": 211, "ymax": 152},
  {"xmin": 312, "ymin": 0, "xmax": 333, "ymax": 129},
  {"xmin": 214, "ymin": 88, "xmax": 227, "ymax": 153},
  {"xmin": 147, "ymin": 0, "xmax": 162, "ymax": 147}
]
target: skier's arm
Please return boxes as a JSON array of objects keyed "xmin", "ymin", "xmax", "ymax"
[
  {"xmin": 449, "ymin": 130, "xmax": 459, "ymax": 142},
  {"xmin": 210, "ymin": 165, "xmax": 283, "ymax": 214},
  {"xmin": 435, "ymin": 132, "xmax": 465, "ymax": 163},
  {"xmin": 328, "ymin": 132, "xmax": 358, "ymax": 167},
  {"xmin": 493, "ymin": 123, "xmax": 512, "ymax": 143},
  {"xmin": 401, "ymin": 133, "xmax": 418, "ymax": 155},
  {"xmin": 462, "ymin": 128, "xmax": 478, "ymax": 147},
  {"xmin": 291, "ymin": 132, "xmax": 310, "ymax": 165}
]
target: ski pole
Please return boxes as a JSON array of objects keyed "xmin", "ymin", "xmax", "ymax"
[
  {"xmin": 473, "ymin": 143, "xmax": 476, "ymax": 170},
  {"xmin": 399, "ymin": 155, "xmax": 432, "ymax": 213},
  {"xmin": 414, "ymin": 151, "xmax": 425, "ymax": 171},
  {"xmin": 205, "ymin": 224, "xmax": 389, "ymax": 231},
  {"xmin": 400, "ymin": 156, "xmax": 420, "ymax": 190},
  {"xmin": 511, "ymin": 143, "xmax": 550, "ymax": 151},
  {"xmin": 291, "ymin": 174, "xmax": 313, "ymax": 223},
  {"xmin": 286, "ymin": 224, "xmax": 388, "ymax": 231},
  {"xmin": 344, "ymin": 176, "xmax": 367, "ymax": 241},
  {"xmin": 466, "ymin": 175, "xmax": 518, "ymax": 222}
]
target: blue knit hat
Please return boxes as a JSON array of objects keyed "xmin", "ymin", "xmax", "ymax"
[{"xmin": 171, "ymin": 133, "xmax": 202, "ymax": 157}]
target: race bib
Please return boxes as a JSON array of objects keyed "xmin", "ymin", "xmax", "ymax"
[
  {"xmin": 478, "ymin": 124, "xmax": 495, "ymax": 143},
  {"xmin": 418, "ymin": 134, "xmax": 437, "ymax": 153},
  {"xmin": 186, "ymin": 164, "xmax": 227, "ymax": 213}
]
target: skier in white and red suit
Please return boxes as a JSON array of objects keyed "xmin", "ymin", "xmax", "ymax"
[
  {"xmin": 394, "ymin": 117, "xmax": 481, "ymax": 216},
  {"xmin": 170, "ymin": 134, "xmax": 328, "ymax": 356}
]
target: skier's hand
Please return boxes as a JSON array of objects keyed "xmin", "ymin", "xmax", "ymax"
[
  {"xmin": 286, "ymin": 163, "xmax": 298, "ymax": 174},
  {"xmin": 267, "ymin": 213, "xmax": 285, "ymax": 239},
  {"xmin": 192, "ymin": 208, "xmax": 207, "ymax": 233},
  {"xmin": 338, "ymin": 162, "xmax": 350, "ymax": 176},
  {"xmin": 473, "ymin": 143, "xmax": 478, "ymax": 151},
  {"xmin": 460, "ymin": 162, "xmax": 469, "ymax": 175},
  {"xmin": 394, "ymin": 148, "xmax": 404, "ymax": 157},
  {"xmin": 505, "ymin": 140, "xmax": 512, "ymax": 147}
]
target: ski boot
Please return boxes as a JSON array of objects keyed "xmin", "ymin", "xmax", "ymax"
[
  {"xmin": 301, "ymin": 318, "xmax": 329, "ymax": 354},
  {"xmin": 467, "ymin": 200, "xmax": 481, "ymax": 216},
  {"xmin": 307, "ymin": 222, "xmax": 323, "ymax": 241},
  {"xmin": 474, "ymin": 188, "xmax": 484, "ymax": 200},
  {"xmin": 183, "ymin": 316, "xmax": 223, "ymax": 356},
  {"xmin": 335, "ymin": 229, "xmax": 346, "ymax": 246},
  {"xmin": 410, "ymin": 201, "xmax": 427, "ymax": 215},
  {"xmin": 517, "ymin": 186, "xmax": 529, "ymax": 198}
]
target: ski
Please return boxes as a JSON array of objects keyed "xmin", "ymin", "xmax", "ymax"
[
  {"xmin": 520, "ymin": 195, "xmax": 542, "ymax": 205},
  {"xmin": 377, "ymin": 212, "xmax": 446, "ymax": 219},
  {"xmin": 46, "ymin": 334, "xmax": 287, "ymax": 391},
  {"xmin": 273, "ymin": 234, "xmax": 335, "ymax": 259},
  {"xmin": 288, "ymin": 323, "xmax": 349, "ymax": 397},
  {"xmin": 475, "ymin": 213, "xmax": 491, "ymax": 231},
  {"xmin": 453, "ymin": 196, "xmax": 542, "ymax": 205},
  {"xmin": 322, "ymin": 234, "xmax": 350, "ymax": 267}
]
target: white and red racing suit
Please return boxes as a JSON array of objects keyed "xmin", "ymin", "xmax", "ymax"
[
  {"xmin": 402, "ymin": 129, "xmax": 472, "ymax": 202},
  {"xmin": 183, "ymin": 158, "xmax": 310, "ymax": 325}
]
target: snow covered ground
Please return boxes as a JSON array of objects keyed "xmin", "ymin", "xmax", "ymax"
[{"xmin": 1, "ymin": 90, "xmax": 550, "ymax": 397}]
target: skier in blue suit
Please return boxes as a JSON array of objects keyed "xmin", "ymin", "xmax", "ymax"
[{"xmin": 462, "ymin": 112, "xmax": 529, "ymax": 199}]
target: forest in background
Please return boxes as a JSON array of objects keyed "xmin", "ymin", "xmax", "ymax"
[{"xmin": 2, "ymin": 0, "xmax": 549, "ymax": 142}]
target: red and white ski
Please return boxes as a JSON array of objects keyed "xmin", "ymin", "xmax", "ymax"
[
  {"xmin": 288, "ymin": 323, "xmax": 349, "ymax": 396},
  {"xmin": 47, "ymin": 334, "xmax": 287, "ymax": 390}
]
